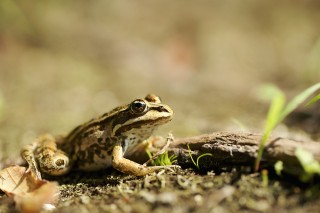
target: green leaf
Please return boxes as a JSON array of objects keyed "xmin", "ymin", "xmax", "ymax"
[
  {"xmin": 255, "ymin": 83, "xmax": 320, "ymax": 172},
  {"xmin": 279, "ymin": 83, "xmax": 320, "ymax": 122},
  {"xmin": 255, "ymin": 87, "xmax": 285, "ymax": 171},
  {"xmin": 196, "ymin": 153, "xmax": 213, "ymax": 169},
  {"xmin": 264, "ymin": 88, "xmax": 285, "ymax": 133},
  {"xmin": 306, "ymin": 94, "xmax": 320, "ymax": 106}
]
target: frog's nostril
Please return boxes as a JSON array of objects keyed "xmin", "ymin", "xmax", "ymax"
[{"xmin": 55, "ymin": 159, "xmax": 65, "ymax": 166}]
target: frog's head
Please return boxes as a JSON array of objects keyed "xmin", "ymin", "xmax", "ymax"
[{"xmin": 111, "ymin": 94, "xmax": 173, "ymax": 137}]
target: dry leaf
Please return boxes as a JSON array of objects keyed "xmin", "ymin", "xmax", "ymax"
[
  {"xmin": 0, "ymin": 166, "xmax": 59, "ymax": 213},
  {"xmin": 14, "ymin": 181, "xmax": 59, "ymax": 213},
  {"xmin": 0, "ymin": 166, "xmax": 43, "ymax": 196}
]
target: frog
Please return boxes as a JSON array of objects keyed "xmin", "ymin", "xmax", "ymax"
[{"xmin": 21, "ymin": 94, "xmax": 174, "ymax": 180}]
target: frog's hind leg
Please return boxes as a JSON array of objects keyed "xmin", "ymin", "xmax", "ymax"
[
  {"xmin": 21, "ymin": 141, "xmax": 42, "ymax": 180},
  {"xmin": 21, "ymin": 134, "xmax": 71, "ymax": 180}
]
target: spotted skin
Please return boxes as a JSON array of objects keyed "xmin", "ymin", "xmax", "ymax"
[{"xmin": 21, "ymin": 94, "xmax": 173, "ymax": 180}]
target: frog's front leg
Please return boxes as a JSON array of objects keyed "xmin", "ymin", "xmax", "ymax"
[
  {"xmin": 21, "ymin": 134, "xmax": 71, "ymax": 180},
  {"xmin": 112, "ymin": 142, "xmax": 173, "ymax": 176}
]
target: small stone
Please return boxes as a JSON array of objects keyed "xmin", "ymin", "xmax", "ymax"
[{"xmin": 80, "ymin": 195, "xmax": 90, "ymax": 204}]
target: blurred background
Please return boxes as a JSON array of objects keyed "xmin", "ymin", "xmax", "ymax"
[{"xmin": 0, "ymin": 1, "xmax": 319, "ymax": 159}]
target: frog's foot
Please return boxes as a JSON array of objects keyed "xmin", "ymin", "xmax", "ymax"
[
  {"xmin": 21, "ymin": 143, "xmax": 43, "ymax": 180},
  {"xmin": 112, "ymin": 143, "xmax": 179, "ymax": 176},
  {"xmin": 26, "ymin": 167, "xmax": 43, "ymax": 181},
  {"xmin": 21, "ymin": 134, "xmax": 71, "ymax": 179},
  {"xmin": 143, "ymin": 133, "xmax": 174, "ymax": 166}
]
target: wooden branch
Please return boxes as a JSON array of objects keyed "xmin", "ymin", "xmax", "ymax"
[{"xmin": 168, "ymin": 132, "xmax": 320, "ymax": 176}]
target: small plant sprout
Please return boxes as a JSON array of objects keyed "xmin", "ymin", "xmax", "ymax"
[
  {"xmin": 146, "ymin": 149, "xmax": 177, "ymax": 166},
  {"xmin": 306, "ymin": 94, "xmax": 320, "ymax": 106},
  {"xmin": 254, "ymin": 83, "xmax": 320, "ymax": 172},
  {"xmin": 187, "ymin": 144, "xmax": 213, "ymax": 171},
  {"xmin": 144, "ymin": 133, "xmax": 177, "ymax": 166},
  {"xmin": 295, "ymin": 148, "xmax": 320, "ymax": 182},
  {"xmin": 274, "ymin": 161, "xmax": 283, "ymax": 176},
  {"xmin": 261, "ymin": 169, "xmax": 269, "ymax": 188}
]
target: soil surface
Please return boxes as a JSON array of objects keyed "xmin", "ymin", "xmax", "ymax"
[{"xmin": 1, "ymin": 165, "xmax": 319, "ymax": 213}]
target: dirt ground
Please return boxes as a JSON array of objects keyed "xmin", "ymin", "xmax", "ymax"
[
  {"xmin": 46, "ymin": 164, "xmax": 320, "ymax": 213},
  {"xmin": 0, "ymin": 1, "xmax": 320, "ymax": 212},
  {"xmin": 1, "ymin": 165, "xmax": 319, "ymax": 213}
]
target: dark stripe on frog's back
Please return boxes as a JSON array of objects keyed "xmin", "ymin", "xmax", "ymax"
[
  {"xmin": 62, "ymin": 105, "xmax": 128, "ymax": 146},
  {"xmin": 65, "ymin": 103, "xmax": 162, "ymax": 143}
]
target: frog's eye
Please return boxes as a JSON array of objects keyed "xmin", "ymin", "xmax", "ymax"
[{"xmin": 130, "ymin": 99, "xmax": 148, "ymax": 114}]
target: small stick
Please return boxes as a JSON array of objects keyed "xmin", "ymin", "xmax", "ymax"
[
  {"xmin": 143, "ymin": 133, "xmax": 174, "ymax": 166},
  {"xmin": 168, "ymin": 131, "xmax": 320, "ymax": 177}
]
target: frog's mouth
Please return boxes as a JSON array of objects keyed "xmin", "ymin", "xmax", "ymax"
[
  {"xmin": 113, "ymin": 116, "xmax": 172, "ymax": 136},
  {"xmin": 112, "ymin": 103, "xmax": 173, "ymax": 136}
]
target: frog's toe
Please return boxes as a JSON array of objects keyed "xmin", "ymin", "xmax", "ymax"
[{"xmin": 25, "ymin": 166, "xmax": 43, "ymax": 180}]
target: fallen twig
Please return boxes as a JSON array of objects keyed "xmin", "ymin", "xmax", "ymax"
[{"xmin": 168, "ymin": 132, "xmax": 320, "ymax": 176}]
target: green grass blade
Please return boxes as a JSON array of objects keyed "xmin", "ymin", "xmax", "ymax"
[
  {"xmin": 279, "ymin": 83, "xmax": 320, "ymax": 122},
  {"xmin": 264, "ymin": 88, "xmax": 285, "ymax": 132},
  {"xmin": 187, "ymin": 144, "xmax": 199, "ymax": 170},
  {"xmin": 255, "ymin": 88, "xmax": 285, "ymax": 171},
  {"xmin": 306, "ymin": 94, "xmax": 320, "ymax": 106},
  {"xmin": 169, "ymin": 154, "xmax": 178, "ymax": 164},
  {"xmin": 196, "ymin": 153, "xmax": 213, "ymax": 168},
  {"xmin": 255, "ymin": 83, "xmax": 320, "ymax": 173}
]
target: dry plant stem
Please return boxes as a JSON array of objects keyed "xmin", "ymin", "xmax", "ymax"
[
  {"xmin": 169, "ymin": 132, "xmax": 320, "ymax": 176},
  {"xmin": 143, "ymin": 133, "xmax": 174, "ymax": 166}
]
